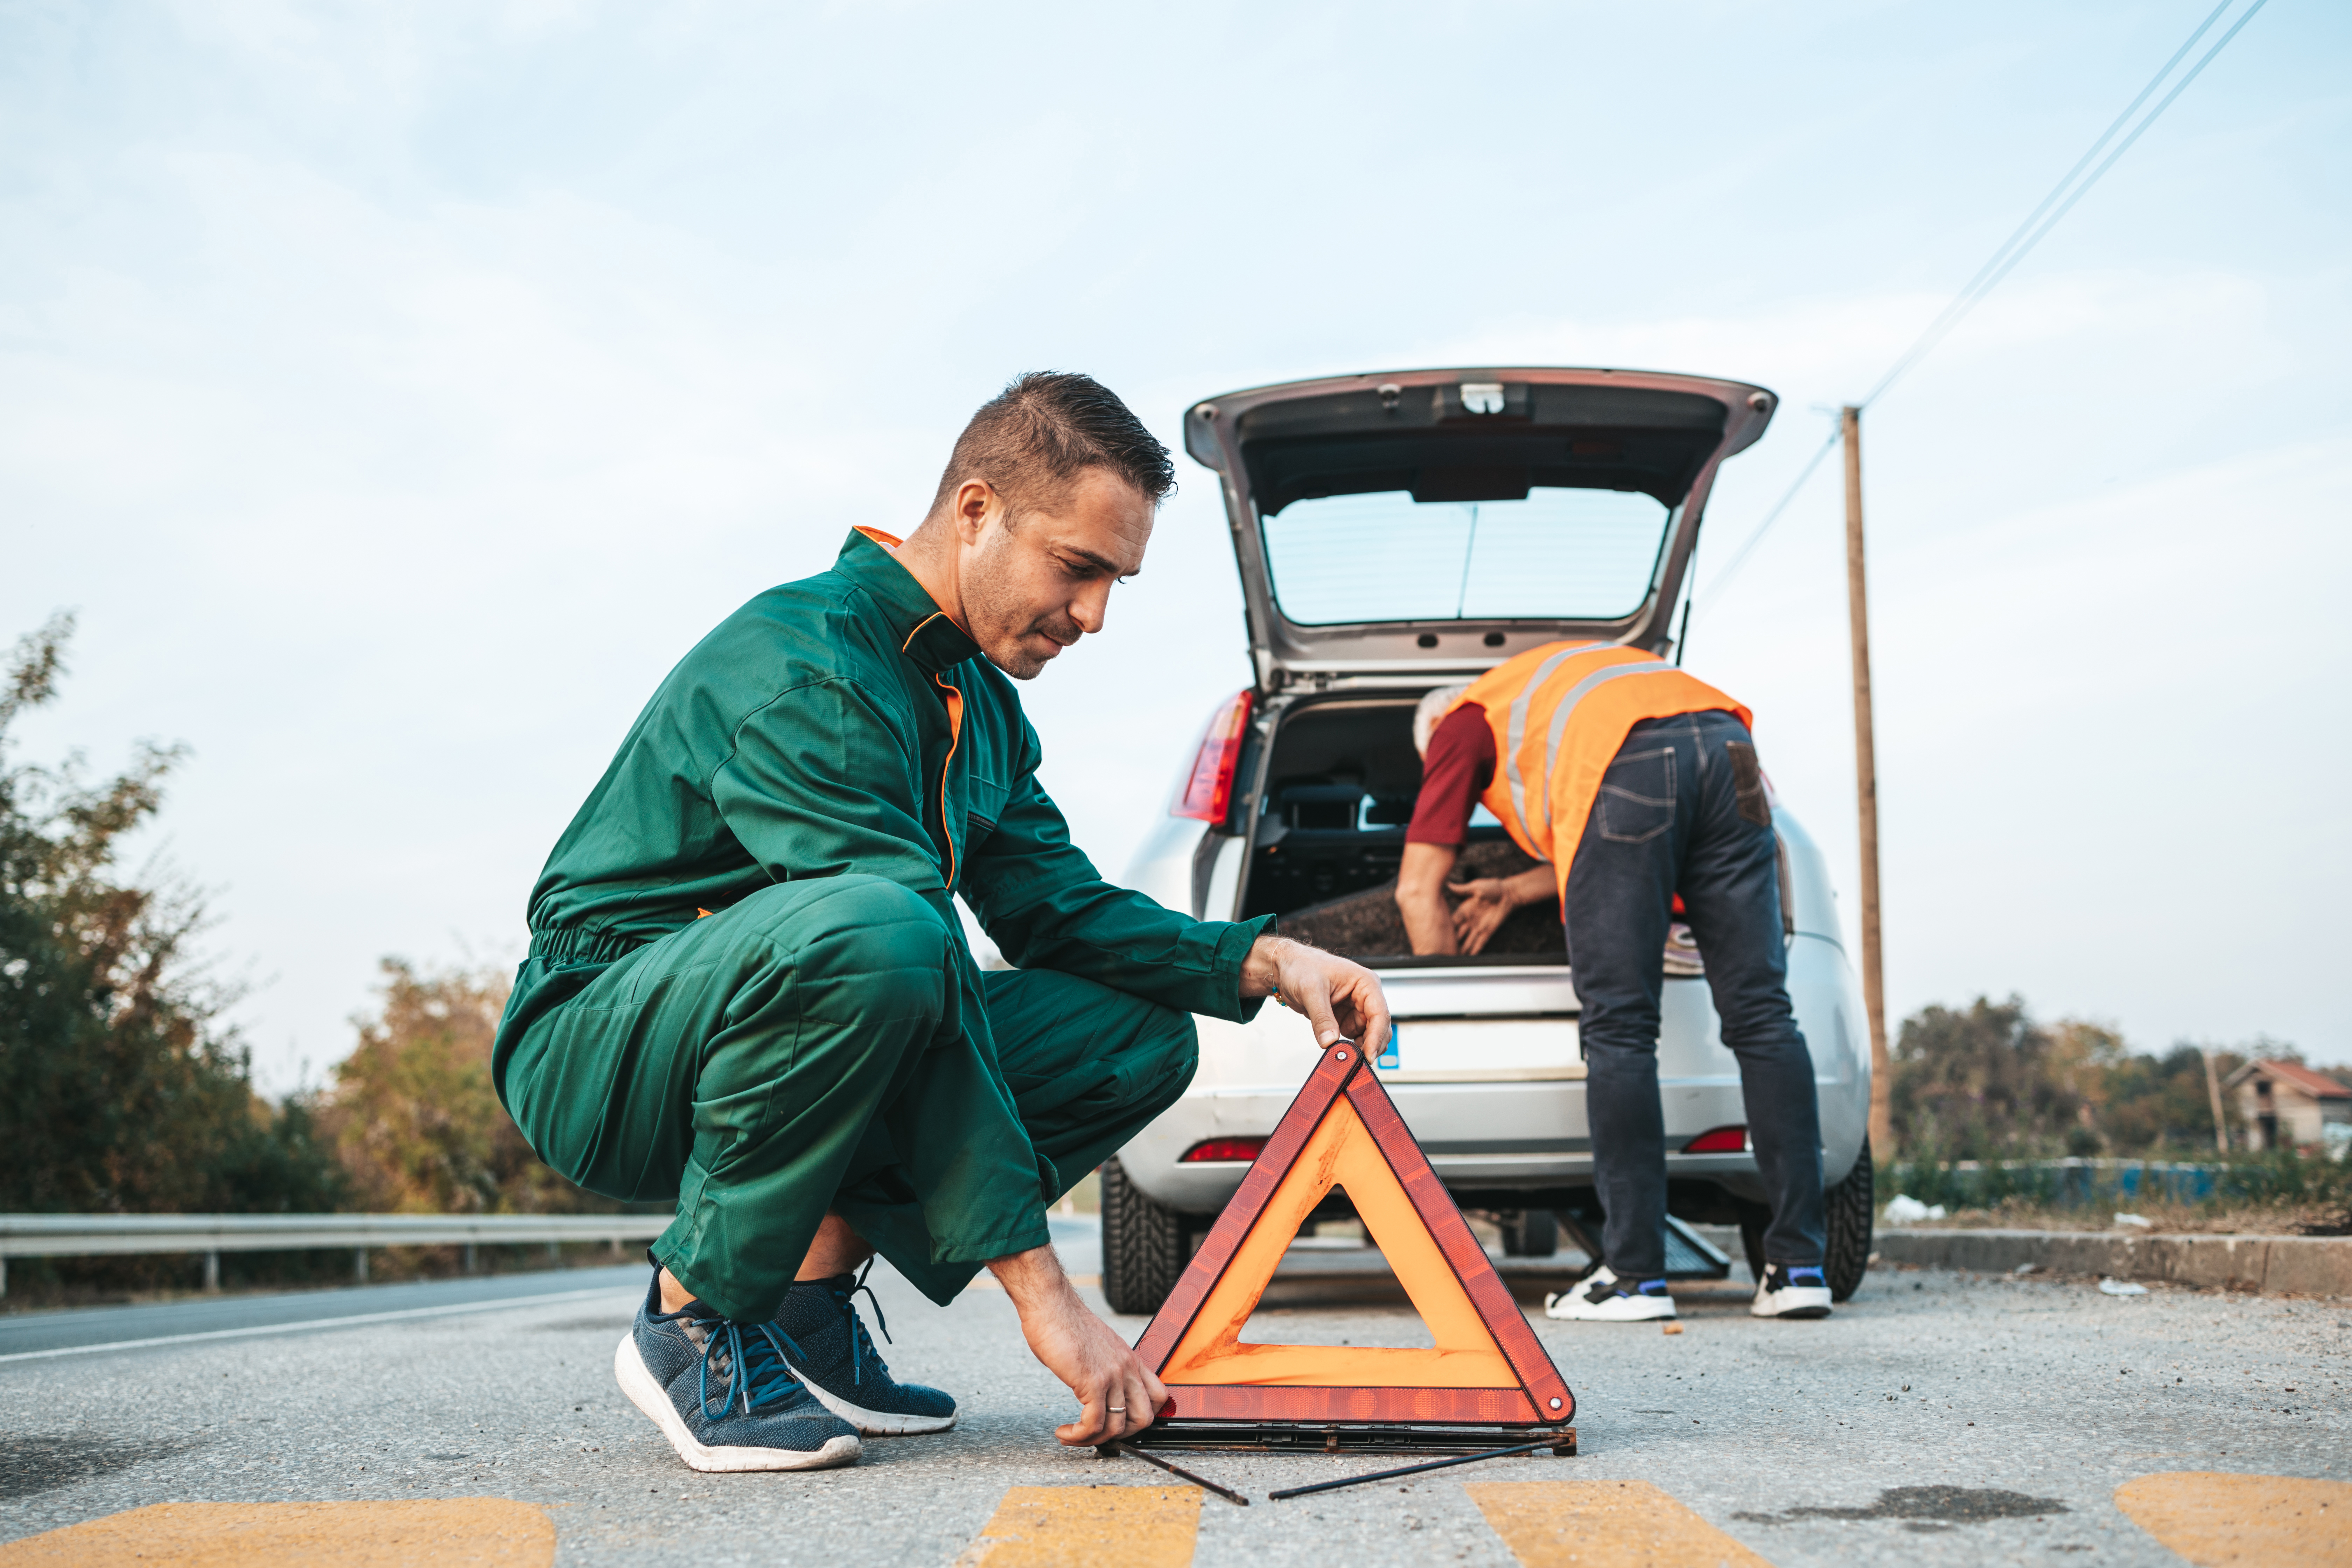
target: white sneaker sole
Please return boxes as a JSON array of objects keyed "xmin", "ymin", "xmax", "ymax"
[
  {"xmin": 1543, "ymin": 1291, "xmax": 1677, "ymax": 1322},
  {"xmin": 794, "ymin": 1375, "xmax": 958, "ymax": 1436},
  {"xmin": 614, "ymin": 1333, "xmax": 863, "ymax": 1473},
  {"xmin": 1750, "ymin": 1287, "xmax": 1834, "ymax": 1320}
]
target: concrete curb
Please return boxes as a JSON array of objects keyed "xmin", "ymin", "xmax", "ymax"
[{"xmin": 1874, "ymin": 1227, "xmax": 2352, "ymax": 1296}]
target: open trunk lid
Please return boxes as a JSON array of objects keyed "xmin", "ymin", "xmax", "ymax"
[{"xmin": 1183, "ymin": 367, "xmax": 1776, "ymax": 692}]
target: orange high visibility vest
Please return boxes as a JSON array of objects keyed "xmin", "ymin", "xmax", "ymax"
[{"xmin": 1450, "ymin": 642, "xmax": 1752, "ymax": 897}]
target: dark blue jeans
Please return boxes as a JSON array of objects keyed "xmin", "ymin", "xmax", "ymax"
[{"xmin": 1566, "ymin": 709, "xmax": 1825, "ymax": 1278}]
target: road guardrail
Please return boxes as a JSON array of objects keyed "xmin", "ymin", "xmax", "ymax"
[{"xmin": 0, "ymin": 1211, "xmax": 671, "ymax": 1295}]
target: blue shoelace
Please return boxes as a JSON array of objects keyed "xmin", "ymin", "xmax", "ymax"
[
  {"xmin": 659, "ymin": 1305, "xmax": 808, "ymax": 1420},
  {"xmin": 832, "ymin": 1259, "xmax": 894, "ymax": 1387}
]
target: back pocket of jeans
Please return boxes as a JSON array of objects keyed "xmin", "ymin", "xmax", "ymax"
[
  {"xmin": 1599, "ymin": 746, "xmax": 1675, "ymax": 843},
  {"xmin": 1724, "ymin": 740, "xmax": 1772, "ymax": 827}
]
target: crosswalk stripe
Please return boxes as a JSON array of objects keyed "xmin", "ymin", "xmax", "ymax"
[
  {"xmin": 0, "ymin": 1499, "xmax": 554, "ymax": 1566},
  {"xmin": 1467, "ymin": 1480, "xmax": 1776, "ymax": 1567},
  {"xmin": 2114, "ymin": 1472, "xmax": 2352, "ymax": 1565},
  {"xmin": 953, "ymin": 1485, "xmax": 1200, "ymax": 1568}
]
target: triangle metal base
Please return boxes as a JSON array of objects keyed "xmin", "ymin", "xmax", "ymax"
[{"xmin": 1128, "ymin": 1420, "xmax": 1579, "ymax": 1456}]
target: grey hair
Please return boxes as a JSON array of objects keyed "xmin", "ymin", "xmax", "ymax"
[{"xmin": 1412, "ymin": 683, "xmax": 1474, "ymax": 757}]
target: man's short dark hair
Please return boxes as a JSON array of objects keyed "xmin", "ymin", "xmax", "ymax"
[{"xmin": 929, "ymin": 371, "xmax": 1175, "ymax": 521}]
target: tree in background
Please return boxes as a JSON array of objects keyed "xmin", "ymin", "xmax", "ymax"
[
  {"xmin": 2098, "ymin": 1044, "xmax": 2244, "ymax": 1152},
  {"xmin": 1891, "ymin": 996, "xmax": 2092, "ymax": 1159},
  {"xmin": 321, "ymin": 958, "xmax": 606, "ymax": 1215},
  {"xmin": 0, "ymin": 613, "xmax": 344, "ymax": 1215},
  {"xmin": 1891, "ymin": 992, "xmax": 2253, "ymax": 1160}
]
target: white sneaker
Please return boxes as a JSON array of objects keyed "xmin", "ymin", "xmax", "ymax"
[
  {"xmin": 1544, "ymin": 1265, "xmax": 1676, "ymax": 1322},
  {"xmin": 1750, "ymin": 1263, "xmax": 1833, "ymax": 1319}
]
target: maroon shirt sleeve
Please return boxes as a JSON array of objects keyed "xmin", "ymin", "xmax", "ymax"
[{"xmin": 1405, "ymin": 702, "xmax": 1496, "ymax": 846}]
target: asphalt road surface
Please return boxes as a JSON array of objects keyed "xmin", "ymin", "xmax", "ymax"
[{"xmin": 0, "ymin": 1219, "xmax": 2344, "ymax": 1566}]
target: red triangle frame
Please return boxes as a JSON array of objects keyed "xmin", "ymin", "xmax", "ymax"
[{"xmin": 1133, "ymin": 1041, "xmax": 1576, "ymax": 1429}]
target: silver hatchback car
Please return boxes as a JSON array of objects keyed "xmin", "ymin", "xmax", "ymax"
[{"xmin": 1104, "ymin": 366, "xmax": 1875, "ymax": 1315}]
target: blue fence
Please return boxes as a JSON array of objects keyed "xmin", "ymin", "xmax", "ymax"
[{"xmin": 1879, "ymin": 1156, "xmax": 2342, "ymax": 1211}]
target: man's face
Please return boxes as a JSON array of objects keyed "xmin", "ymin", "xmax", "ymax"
[{"xmin": 961, "ymin": 467, "xmax": 1153, "ymax": 679}]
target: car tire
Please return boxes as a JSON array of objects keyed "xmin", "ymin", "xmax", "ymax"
[
  {"xmin": 1500, "ymin": 1209, "xmax": 1559, "ymax": 1257},
  {"xmin": 1100, "ymin": 1157, "xmax": 1190, "ymax": 1317},
  {"xmin": 1822, "ymin": 1139, "xmax": 1875, "ymax": 1302}
]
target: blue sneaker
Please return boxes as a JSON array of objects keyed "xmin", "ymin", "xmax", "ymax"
[
  {"xmin": 774, "ymin": 1262, "xmax": 957, "ymax": 1435},
  {"xmin": 614, "ymin": 1271, "xmax": 862, "ymax": 1472},
  {"xmin": 1751, "ymin": 1262, "xmax": 1834, "ymax": 1319}
]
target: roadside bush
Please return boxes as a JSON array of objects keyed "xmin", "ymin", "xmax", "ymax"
[
  {"xmin": 1881, "ymin": 1149, "xmax": 2352, "ymax": 1233},
  {"xmin": 319, "ymin": 957, "xmax": 611, "ymax": 1221}
]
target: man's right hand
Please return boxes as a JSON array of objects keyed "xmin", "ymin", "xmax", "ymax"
[{"xmin": 988, "ymin": 1244, "xmax": 1166, "ymax": 1445}]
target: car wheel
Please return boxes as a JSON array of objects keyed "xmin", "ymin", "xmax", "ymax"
[
  {"xmin": 1100, "ymin": 1157, "xmax": 1190, "ymax": 1317},
  {"xmin": 1822, "ymin": 1139, "xmax": 1875, "ymax": 1302},
  {"xmin": 1500, "ymin": 1209, "xmax": 1559, "ymax": 1257}
]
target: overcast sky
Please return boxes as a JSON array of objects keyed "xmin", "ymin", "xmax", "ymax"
[{"xmin": 4, "ymin": 0, "xmax": 2346, "ymax": 1092}]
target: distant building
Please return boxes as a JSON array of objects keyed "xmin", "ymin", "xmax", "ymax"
[{"xmin": 2224, "ymin": 1059, "xmax": 2351, "ymax": 1154}]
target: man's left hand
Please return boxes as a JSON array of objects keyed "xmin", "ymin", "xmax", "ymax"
[
  {"xmin": 1447, "ymin": 877, "xmax": 1520, "ymax": 955},
  {"xmin": 1242, "ymin": 935, "xmax": 1391, "ymax": 1057},
  {"xmin": 1448, "ymin": 862, "xmax": 1556, "ymax": 956}
]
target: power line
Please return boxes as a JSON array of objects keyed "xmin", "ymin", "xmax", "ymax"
[
  {"xmin": 1697, "ymin": 425, "xmax": 1840, "ymax": 601},
  {"xmin": 1690, "ymin": 0, "xmax": 2269, "ymax": 615},
  {"xmin": 1864, "ymin": 0, "xmax": 2268, "ymax": 408}
]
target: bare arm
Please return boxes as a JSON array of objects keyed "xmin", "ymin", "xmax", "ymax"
[
  {"xmin": 1396, "ymin": 842, "xmax": 1460, "ymax": 956},
  {"xmin": 989, "ymin": 1244, "xmax": 1167, "ymax": 1445}
]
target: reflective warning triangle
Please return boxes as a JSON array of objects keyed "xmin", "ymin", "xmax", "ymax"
[{"xmin": 1134, "ymin": 1040, "xmax": 1576, "ymax": 1429}]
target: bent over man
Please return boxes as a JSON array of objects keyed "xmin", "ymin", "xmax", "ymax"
[
  {"xmin": 1393, "ymin": 643, "xmax": 1828, "ymax": 1323},
  {"xmin": 496, "ymin": 373, "xmax": 1389, "ymax": 1472}
]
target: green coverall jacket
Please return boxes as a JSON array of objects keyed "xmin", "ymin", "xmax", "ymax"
[{"xmin": 494, "ymin": 527, "xmax": 1269, "ymax": 1317}]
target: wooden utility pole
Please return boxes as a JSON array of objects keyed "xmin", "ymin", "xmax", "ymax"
[
  {"xmin": 2202, "ymin": 1048, "xmax": 2229, "ymax": 1153},
  {"xmin": 1843, "ymin": 405, "xmax": 1893, "ymax": 1160}
]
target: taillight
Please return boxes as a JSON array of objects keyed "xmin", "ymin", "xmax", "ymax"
[
  {"xmin": 1682, "ymin": 1126, "xmax": 1750, "ymax": 1154},
  {"xmin": 1171, "ymin": 688, "xmax": 1254, "ymax": 823},
  {"xmin": 1178, "ymin": 1137, "xmax": 1266, "ymax": 1163}
]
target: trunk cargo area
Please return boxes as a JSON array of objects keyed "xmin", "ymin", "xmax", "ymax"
[{"xmin": 1244, "ymin": 694, "xmax": 1566, "ymax": 963}]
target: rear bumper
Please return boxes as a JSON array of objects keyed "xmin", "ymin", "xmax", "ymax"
[
  {"xmin": 1115, "ymin": 932, "xmax": 1869, "ymax": 1214},
  {"xmin": 1121, "ymin": 1077, "xmax": 1770, "ymax": 1213}
]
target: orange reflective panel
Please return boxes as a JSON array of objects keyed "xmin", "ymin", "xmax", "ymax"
[
  {"xmin": 1160, "ymin": 1092, "xmax": 1518, "ymax": 1389},
  {"xmin": 1133, "ymin": 1042, "xmax": 1575, "ymax": 1431}
]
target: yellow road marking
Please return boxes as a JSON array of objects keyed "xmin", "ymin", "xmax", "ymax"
[
  {"xmin": 2114, "ymin": 1472, "xmax": 2352, "ymax": 1566},
  {"xmin": 1468, "ymin": 1480, "xmax": 1774, "ymax": 1568},
  {"xmin": 954, "ymin": 1485, "xmax": 1200, "ymax": 1568},
  {"xmin": 0, "ymin": 1498, "xmax": 554, "ymax": 1566}
]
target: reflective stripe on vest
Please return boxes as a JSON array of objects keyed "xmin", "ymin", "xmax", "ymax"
[{"xmin": 1500, "ymin": 641, "xmax": 1613, "ymax": 845}]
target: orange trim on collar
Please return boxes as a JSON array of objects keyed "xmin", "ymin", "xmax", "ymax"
[
  {"xmin": 860, "ymin": 525, "xmax": 969, "ymax": 631},
  {"xmin": 902, "ymin": 610, "xmax": 953, "ymax": 654}
]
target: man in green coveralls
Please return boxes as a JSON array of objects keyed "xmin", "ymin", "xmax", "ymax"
[{"xmin": 496, "ymin": 372, "xmax": 1391, "ymax": 1474}]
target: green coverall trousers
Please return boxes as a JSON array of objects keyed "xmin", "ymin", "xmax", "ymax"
[{"xmin": 498, "ymin": 875, "xmax": 1197, "ymax": 1322}]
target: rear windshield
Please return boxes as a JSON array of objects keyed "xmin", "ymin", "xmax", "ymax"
[{"xmin": 1259, "ymin": 487, "xmax": 1672, "ymax": 626}]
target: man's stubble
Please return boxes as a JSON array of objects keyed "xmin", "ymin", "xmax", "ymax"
[{"xmin": 966, "ymin": 521, "xmax": 1081, "ymax": 680}]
